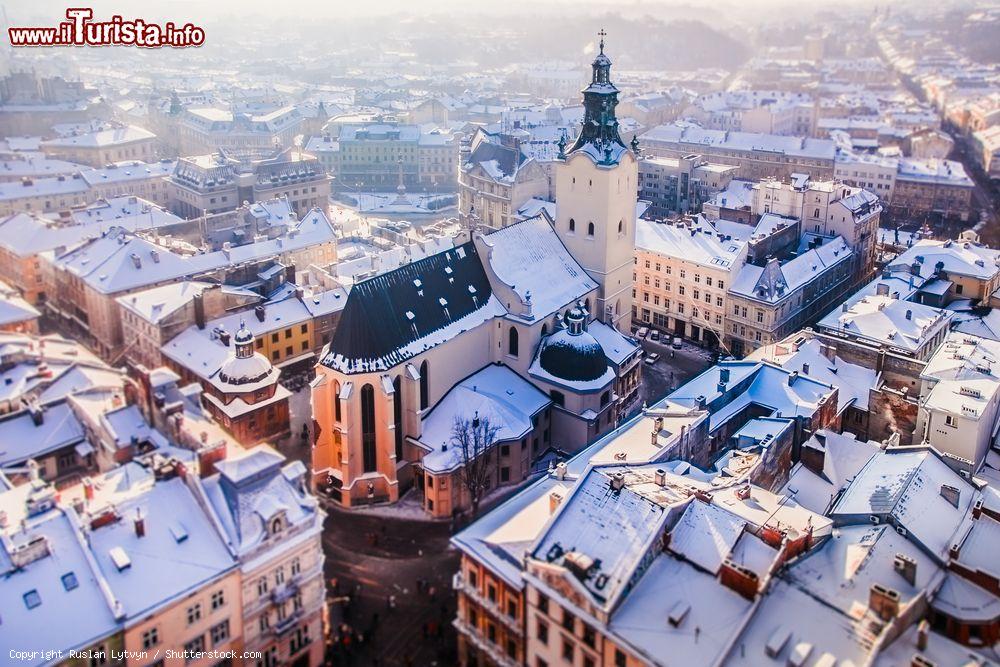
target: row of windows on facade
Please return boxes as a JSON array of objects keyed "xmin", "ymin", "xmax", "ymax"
[
  {"xmin": 567, "ymin": 217, "xmax": 625, "ymax": 236},
  {"xmin": 639, "ymin": 260, "xmax": 725, "ymax": 288},
  {"xmin": 140, "ymin": 589, "xmax": 228, "ymax": 650}
]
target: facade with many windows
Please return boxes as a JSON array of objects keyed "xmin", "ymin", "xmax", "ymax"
[{"xmin": 633, "ymin": 216, "xmax": 748, "ymax": 349}]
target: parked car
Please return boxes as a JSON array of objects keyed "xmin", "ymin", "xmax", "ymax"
[
  {"xmin": 644, "ymin": 352, "xmax": 661, "ymax": 365},
  {"xmin": 671, "ymin": 336, "xmax": 683, "ymax": 349},
  {"xmin": 636, "ymin": 327, "xmax": 649, "ymax": 338},
  {"xmin": 649, "ymin": 330, "xmax": 660, "ymax": 342}
]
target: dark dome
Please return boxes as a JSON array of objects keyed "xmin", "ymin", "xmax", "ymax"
[{"xmin": 538, "ymin": 328, "xmax": 608, "ymax": 382}]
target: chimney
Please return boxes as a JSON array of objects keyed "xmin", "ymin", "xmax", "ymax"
[
  {"xmin": 133, "ymin": 509, "xmax": 145, "ymax": 538},
  {"xmin": 255, "ymin": 305, "xmax": 266, "ymax": 322},
  {"xmin": 905, "ymin": 310, "xmax": 912, "ymax": 321},
  {"xmin": 549, "ymin": 490, "xmax": 564, "ymax": 514},
  {"xmin": 150, "ymin": 249, "xmax": 160, "ymax": 263},
  {"xmin": 894, "ymin": 553, "xmax": 917, "ymax": 586},
  {"xmin": 869, "ymin": 584, "xmax": 900, "ymax": 621},
  {"xmin": 719, "ymin": 368, "xmax": 730, "ymax": 384},
  {"xmin": 800, "ymin": 436, "xmax": 826, "ymax": 476},
  {"xmin": 916, "ymin": 619, "xmax": 930, "ymax": 651},
  {"xmin": 193, "ymin": 292, "xmax": 206, "ymax": 330},
  {"xmin": 654, "ymin": 469, "xmax": 666, "ymax": 486},
  {"xmin": 695, "ymin": 395, "xmax": 706, "ymax": 410},
  {"xmin": 654, "ymin": 416, "xmax": 664, "ymax": 432},
  {"xmin": 610, "ymin": 472, "xmax": 625, "ymax": 492},
  {"xmin": 554, "ymin": 461, "xmax": 567, "ymax": 481},
  {"xmin": 218, "ymin": 329, "xmax": 231, "ymax": 346},
  {"xmin": 29, "ymin": 405, "xmax": 44, "ymax": 426},
  {"xmin": 940, "ymin": 484, "xmax": 960, "ymax": 508},
  {"xmin": 130, "ymin": 252, "xmax": 141, "ymax": 269},
  {"xmin": 719, "ymin": 559, "xmax": 759, "ymax": 600},
  {"xmin": 802, "ymin": 362, "xmax": 810, "ymax": 375},
  {"xmin": 83, "ymin": 478, "xmax": 94, "ymax": 501},
  {"xmin": 787, "ymin": 371, "xmax": 799, "ymax": 386},
  {"xmin": 736, "ymin": 485, "xmax": 752, "ymax": 501},
  {"xmin": 842, "ymin": 303, "xmax": 849, "ymax": 312}
]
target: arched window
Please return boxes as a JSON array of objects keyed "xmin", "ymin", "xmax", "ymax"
[
  {"xmin": 333, "ymin": 380, "xmax": 342, "ymax": 422},
  {"xmin": 618, "ymin": 220, "xmax": 624, "ymax": 234},
  {"xmin": 393, "ymin": 376, "xmax": 403, "ymax": 461},
  {"xmin": 585, "ymin": 298, "xmax": 591, "ymax": 315},
  {"xmin": 587, "ymin": 222, "xmax": 595, "ymax": 237},
  {"xmin": 270, "ymin": 517, "xmax": 283, "ymax": 535},
  {"xmin": 419, "ymin": 360, "xmax": 429, "ymax": 410},
  {"xmin": 541, "ymin": 324, "xmax": 548, "ymax": 337},
  {"xmin": 569, "ymin": 218, "xmax": 575, "ymax": 232},
  {"xmin": 360, "ymin": 384, "xmax": 376, "ymax": 472},
  {"xmin": 508, "ymin": 326, "xmax": 519, "ymax": 356}
]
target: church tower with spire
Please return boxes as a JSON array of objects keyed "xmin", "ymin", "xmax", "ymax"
[{"xmin": 554, "ymin": 31, "xmax": 639, "ymax": 331}]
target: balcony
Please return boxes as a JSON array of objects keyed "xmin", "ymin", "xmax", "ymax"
[
  {"xmin": 273, "ymin": 607, "xmax": 304, "ymax": 636},
  {"xmin": 453, "ymin": 618, "xmax": 520, "ymax": 667},
  {"xmin": 453, "ymin": 575, "xmax": 522, "ymax": 637},
  {"xmin": 271, "ymin": 581, "xmax": 299, "ymax": 605}
]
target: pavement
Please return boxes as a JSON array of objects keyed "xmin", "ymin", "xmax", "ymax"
[{"xmin": 630, "ymin": 333, "xmax": 715, "ymax": 411}]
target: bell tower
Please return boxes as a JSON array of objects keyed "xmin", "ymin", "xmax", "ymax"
[{"xmin": 554, "ymin": 31, "xmax": 638, "ymax": 331}]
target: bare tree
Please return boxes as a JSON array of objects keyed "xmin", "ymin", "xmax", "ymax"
[{"xmin": 451, "ymin": 411, "xmax": 501, "ymax": 518}]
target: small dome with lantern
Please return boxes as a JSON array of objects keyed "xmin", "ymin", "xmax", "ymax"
[
  {"xmin": 537, "ymin": 308, "xmax": 608, "ymax": 382},
  {"xmin": 217, "ymin": 321, "xmax": 275, "ymax": 387}
]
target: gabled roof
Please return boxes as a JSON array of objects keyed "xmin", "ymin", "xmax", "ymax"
[{"xmin": 322, "ymin": 242, "xmax": 501, "ymax": 374}]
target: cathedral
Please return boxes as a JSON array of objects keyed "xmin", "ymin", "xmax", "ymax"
[{"xmin": 311, "ymin": 40, "xmax": 643, "ymax": 517}]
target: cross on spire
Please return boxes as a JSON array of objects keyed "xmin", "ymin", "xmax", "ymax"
[{"xmin": 598, "ymin": 28, "xmax": 606, "ymax": 53}]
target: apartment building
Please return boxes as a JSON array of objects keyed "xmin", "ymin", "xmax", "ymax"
[
  {"xmin": 0, "ymin": 445, "xmax": 327, "ymax": 667},
  {"xmin": 751, "ymin": 176, "xmax": 881, "ymax": 286},
  {"xmin": 163, "ymin": 105, "xmax": 302, "ymax": 159},
  {"xmin": 458, "ymin": 129, "xmax": 550, "ymax": 231},
  {"xmin": 637, "ymin": 154, "xmax": 737, "ymax": 219},
  {"xmin": 633, "ymin": 216, "xmax": 749, "ymax": 347},
  {"xmin": 327, "ymin": 118, "xmax": 460, "ymax": 191},
  {"xmin": 168, "ymin": 149, "xmax": 330, "ymax": 219},
  {"xmin": 891, "ymin": 157, "xmax": 975, "ymax": 220},
  {"xmin": 727, "ymin": 235, "xmax": 856, "ymax": 356},
  {"xmin": 45, "ymin": 207, "xmax": 337, "ymax": 359},
  {"xmin": 640, "ymin": 123, "xmax": 838, "ymax": 182},
  {"xmin": 202, "ymin": 446, "xmax": 326, "ymax": 666},
  {"xmin": 0, "ymin": 160, "xmax": 176, "ymax": 216},
  {"xmin": 39, "ymin": 125, "xmax": 157, "ymax": 167}
]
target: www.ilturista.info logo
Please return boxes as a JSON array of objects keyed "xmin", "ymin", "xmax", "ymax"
[{"xmin": 8, "ymin": 8, "xmax": 205, "ymax": 48}]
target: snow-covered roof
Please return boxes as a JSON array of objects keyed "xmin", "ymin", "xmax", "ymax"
[
  {"xmin": 86, "ymin": 473, "xmax": 235, "ymax": 620},
  {"xmin": 116, "ymin": 280, "xmax": 214, "ymax": 324},
  {"xmin": 668, "ymin": 499, "xmax": 745, "ymax": 574},
  {"xmin": 890, "ymin": 239, "xmax": 1000, "ymax": 283},
  {"xmin": 635, "ymin": 216, "xmax": 748, "ymax": 271},
  {"xmin": 0, "ymin": 506, "xmax": 121, "ymax": 663},
  {"xmin": 896, "ymin": 157, "xmax": 975, "ymax": 187},
  {"xmin": 667, "ymin": 361, "xmax": 836, "ymax": 434},
  {"xmin": 0, "ymin": 401, "xmax": 86, "ymax": 467},
  {"xmin": 817, "ymin": 294, "xmax": 951, "ymax": 354},
  {"xmin": 608, "ymin": 553, "xmax": 752, "ymax": 666},
  {"xmin": 531, "ymin": 465, "xmax": 672, "ymax": 611},
  {"xmin": 479, "ymin": 215, "xmax": 598, "ymax": 321},
  {"xmin": 641, "ymin": 123, "xmax": 839, "ymax": 161},
  {"xmin": 730, "ymin": 236, "xmax": 853, "ymax": 303},
  {"xmin": 831, "ymin": 448, "xmax": 977, "ymax": 561},
  {"xmin": 751, "ymin": 337, "xmax": 878, "ymax": 416},
  {"xmin": 40, "ymin": 125, "xmax": 154, "ymax": 149},
  {"xmin": 203, "ymin": 444, "xmax": 320, "ymax": 559},
  {"xmin": 782, "ymin": 431, "xmax": 880, "ymax": 515},
  {"xmin": 416, "ymin": 364, "xmax": 550, "ymax": 474}
]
